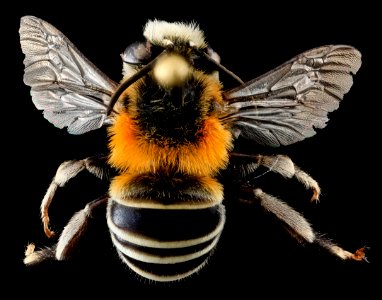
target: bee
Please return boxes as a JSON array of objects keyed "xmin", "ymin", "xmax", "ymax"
[{"xmin": 20, "ymin": 16, "xmax": 367, "ymax": 282}]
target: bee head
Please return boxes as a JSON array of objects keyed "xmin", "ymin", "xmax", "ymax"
[
  {"xmin": 120, "ymin": 19, "xmax": 220, "ymax": 82},
  {"xmin": 108, "ymin": 20, "xmax": 234, "ymax": 117}
]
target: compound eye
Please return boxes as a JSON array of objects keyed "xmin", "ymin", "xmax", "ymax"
[{"xmin": 121, "ymin": 42, "xmax": 151, "ymax": 65}]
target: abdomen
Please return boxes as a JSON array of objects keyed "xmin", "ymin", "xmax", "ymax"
[{"xmin": 106, "ymin": 173, "xmax": 225, "ymax": 282}]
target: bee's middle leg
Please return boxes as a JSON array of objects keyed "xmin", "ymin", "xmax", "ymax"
[
  {"xmin": 233, "ymin": 153, "xmax": 320, "ymax": 202},
  {"xmin": 41, "ymin": 156, "xmax": 109, "ymax": 237},
  {"xmin": 24, "ymin": 195, "xmax": 108, "ymax": 265}
]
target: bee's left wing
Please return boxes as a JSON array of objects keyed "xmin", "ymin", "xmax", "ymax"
[
  {"xmin": 20, "ymin": 16, "xmax": 118, "ymax": 134},
  {"xmin": 220, "ymin": 45, "xmax": 361, "ymax": 146}
]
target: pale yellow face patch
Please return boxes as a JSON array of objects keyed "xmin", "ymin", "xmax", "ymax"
[{"xmin": 153, "ymin": 54, "xmax": 191, "ymax": 88}]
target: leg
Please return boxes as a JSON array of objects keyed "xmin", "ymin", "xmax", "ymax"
[
  {"xmin": 24, "ymin": 195, "xmax": 108, "ymax": 265},
  {"xmin": 251, "ymin": 188, "xmax": 366, "ymax": 261},
  {"xmin": 40, "ymin": 156, "xmax": 109, "ymax": 237},
  {"xmin": 231, "ymin": 153, "xmax": 320, "ymax": 202}
]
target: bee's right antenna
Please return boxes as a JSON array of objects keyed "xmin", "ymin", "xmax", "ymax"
[{"xmin": 198, "ymin": 50, "xmax": 245, "ymax": 85}]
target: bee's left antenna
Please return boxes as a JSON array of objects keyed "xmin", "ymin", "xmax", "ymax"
[{"xmin": 107, "ymin": 51, "xmax": 165, "ymax": 115}]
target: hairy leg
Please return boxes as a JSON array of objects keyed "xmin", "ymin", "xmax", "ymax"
[
  {"xmin": 231, "ymin": 153, "xmax": 320, "ymax": 202},
  {"xmin": 24, "ymin": 195, "xmax": 108, "ymax": 265},
  {"xmin": 40, "ymin": 156, "xmax": 109, "ymax": 237},
  {"xmin": 250, "ymin": 188, "xmax": 366, "ymax": 261}
]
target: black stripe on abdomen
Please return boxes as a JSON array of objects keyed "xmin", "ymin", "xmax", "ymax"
[
  {"xmin": 110, "ymin": 201, "xmax": 223, "ymax": 241},
  {"xmin": 107, "ymin": 200, "xmax": 225, "ymax": 281}
]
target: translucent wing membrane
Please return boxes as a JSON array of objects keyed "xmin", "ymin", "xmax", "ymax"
[
  {"xmin": 20, "ymin": 16, "xmax": 118, "ymax": 134},
  {"xmin": 222, "ymin": 45, "xmax": 361, "ymax": 146}
]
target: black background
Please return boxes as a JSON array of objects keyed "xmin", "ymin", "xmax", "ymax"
[{"xmin": 8, "ymin": 2, "xmax": 380, "ymax": 297}]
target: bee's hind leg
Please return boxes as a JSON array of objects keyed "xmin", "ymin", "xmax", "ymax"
[
  {"xmin": 247, "ymin": 188, "xmax": 367, "ymax": 261},
  {"xmin": 24, "ymin": 195, "xmax": 108, "ymax": 265}
]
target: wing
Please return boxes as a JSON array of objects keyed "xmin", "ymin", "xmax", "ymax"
[
  {"xmin": 19, "ymin": 16, "xmax": 118, "ymax": 134},
  {"xmin": 221, "ymin": 45, "xmax": 361, "ymax": 146}
]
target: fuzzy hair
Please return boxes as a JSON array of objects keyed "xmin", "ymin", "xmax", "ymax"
[{"xmin": 143, "ymin": 19, "xmax": 207, "ymax": 48}]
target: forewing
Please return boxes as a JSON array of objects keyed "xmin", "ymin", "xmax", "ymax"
[
  {"xmin": 20, "ymin": 16, "xmax": 118, "ymax": 134},
  {"xmin": 222, "ymin": 45, "xmax": 361, "ymax": 146}
]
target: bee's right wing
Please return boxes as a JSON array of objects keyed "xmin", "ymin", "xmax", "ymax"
[
  {"xmin": 19, "ymin": 16, "xmax": 118, "ymax": 134},
  {"xmin": 220, "ymin": 45, "xmax": 361, "ymax": 147}
]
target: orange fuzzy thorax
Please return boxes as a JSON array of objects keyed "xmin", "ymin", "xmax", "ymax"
[{"xmin": 108, "ymin": 112, "xmax": 233, "ymax": 177}]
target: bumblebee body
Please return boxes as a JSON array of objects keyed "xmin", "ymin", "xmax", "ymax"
[
  {"xmin": 20, "ymin": 16, "xmax": 367, "ymax": 282},
  {"xmin": 104, "ymin": 23, "xmax": 233, "ymax": 280}
]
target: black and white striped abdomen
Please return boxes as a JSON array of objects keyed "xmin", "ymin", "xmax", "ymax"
[{"xmin": 107, "ymin": 201, "xmax": 225, "ymax": 281}]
